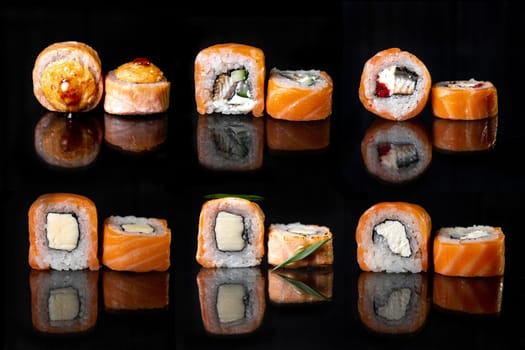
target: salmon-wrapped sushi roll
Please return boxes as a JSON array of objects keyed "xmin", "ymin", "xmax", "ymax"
[
  {"xmin": 356, "ymin": 202, "xmax": 431, "ymax": 273},
  {"xmin": 104, "ymin": 58, "xmax": 170, "ymax": 115},
  {"xmin": 102, "ymin": 215, "xmax": 171, "ymax": 272},
  {"xmin": 267, "ymin": 222, "xmax": 333, "ymax": 268},
  {"xmin": 266, "ymin": 68, "xmax": 333, "ymax": 121},
  {"xmin": 32, "ymin": 41, "xmax": 104, "ymax": 113},
  {"xmin": 433, "ymin": 225, "xmax": 505, "ymax": 277},
  {"xmin": 432, "ymin": 116, "xmax": 498, "ymax": 153},
  {"xmin": 431, "ymin": 79, "xmax": 498, "ymax": 120},
  {"xmin": 196, "ymin": 196, "xmax": 265, "ymax": 268},
  {"xmin": 268, "ymin": 267, "xmax": 333, "ymax": 304},
  {"xmin": 359, "ymin": 48, "xmax": 431, "ymax": 121},
  {"xmin": 28, "ymin": 193, "xmax": 100, "ymax": 271},
  {"xmin": 194, "ymin": 43, "xmax": 266, "ymax": 117}
]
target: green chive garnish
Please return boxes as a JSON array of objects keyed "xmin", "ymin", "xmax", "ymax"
[
  {"xmin": 275, "ymin": 273, "xmax": 332, "ymax": 301},
  {"xmin": 204, "ymin": 193, "xmax": 264, "ymax": 201},
  {"xmin": 272, "ymin": 237, "xmax": 332, "ymax": 270}
]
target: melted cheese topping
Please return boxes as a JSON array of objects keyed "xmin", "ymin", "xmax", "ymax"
[{"xmin": 115, "ymin": 59, "xmax": 166, "ymax": 83}]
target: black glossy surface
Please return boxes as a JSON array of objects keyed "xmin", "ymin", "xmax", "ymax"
[{"xmin": 2, "ymin": 2, "xmax": 525, "ymax": 349}]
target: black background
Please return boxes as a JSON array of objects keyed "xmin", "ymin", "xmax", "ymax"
[{"xmin": 2, "ymin": 1, "xmax": 525, "ymax": 349}]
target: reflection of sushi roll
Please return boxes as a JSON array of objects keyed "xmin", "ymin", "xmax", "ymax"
[
  {"xmin": 361, "ymin": 118, "xmax": 432, "ymax": 184},
  {"xmin": 359, "ymin": 48, "xmax": 431, "ymax": 121},
  {"xmin": 194, "ymin": 43, "xmax": 266, "ymax": 117},
  {"xmin": 431, "ymin": 79, "xmax": 498, "ymax": 120},
  {"xmin": 28, "ymin": 193, "xmax": 100, "ymax": 271},
  {"xmin": 30, "ymin": 269, "xmax": 99, "ymax": 334},
  {"xmin": 432, "ymin": 116, "xmax": 498, "ymax": 153},
  {"xmin": 267, "ymin": 223, "xmax": 333, "ymax": 268},
  {"xmin": 433, "ymin": 274, "xmax": 503, "ymax": 316},
  {"xmin": 197, "ymin": 114, "xmax": 264, "ymax": 171},
  {"xmin": 266, "ymin": 117, "xmax": 330, "ymax": 152},
  {"xmin": 356, "ymin": 202, "xmax": 431, "ymax": 273},
  {"xmin": 104, "ymin": 58, "xmax": 170, "ymax": 115},
  {"xmin": 357, "ymin": 272, "xmax": 429, "ymax": 335},
  {"xmin": 197, "ymin": 267, "xmax": 265, "ymax": 336},
  {"xmin": 196, "ymin": 197, "xmax": 265, "ymax": 268},
  {"xmin": 34, "ymin": 112, "xmax": 102, "ymax": 169},
  {"xmin": 268, "ymin": 267, "xmax": 333, "ymax": 304},
  {"xmin": 433, "ymin": 225, "xmax": 505, "ymax": 277},
  {"xmin": 103, "ymin": 113, "xmax": 168, "ymax": 153},
  {"xmin": 102, "ymin": 215, "xmax": 171, "ymax": 272},
  {"xmin": 265, "ymin": 68, "xmax": 333, "ymax": 121},
  {"xmin": 102, "ymin": 270, "xmax": 169, "ymax": 312},
  {"xmin": 32, "ymin": 41, "xmax": 104, "ymax": 113}
]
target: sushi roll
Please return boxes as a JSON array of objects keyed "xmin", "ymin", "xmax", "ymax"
[
  {"xmin": 357, "ymin": 272, "xmax": 430, "ymax": 335},
  {"xmin": 101, "ymin": 215, "xmax": 171, "ymax": 272},
  {"xmin": 265, "ymin": 68, "xmax": 333, "ymax": 121},
  {"xmin": 30, "ymin": 269, "xmax": 99, "ymax": 335},
  {"xmin": 103, "ymin": 113, "xmax": 168, "ymax": 153},
  {"xmin": 28, "ymin": 193, "xmax": 100, "ymax": 271},
  {"xmin": 432, "ymin": 274, "xmax": 503, "ymax": 316},
  {"xmin": 431, "ymin": 79, "xmax": 498, "ymax": 120},
  {"xmin": 194, "ymin": 43, "xmax": 266, "ymax": 117},
  {"xmin": 104, "ymin": 57, "xmax": 170, "ymax": 115},
  {"xmin": 265, "ymin": 117, "xmax": 331, "ymax": 153},
  {"xmin": 361, "ymin": 118, "xmax": 432, "ymax": 184},
  {"xmin": 359, "ymin": 48, "xmax": 431, "ymax": 121},
  {"xmin": 433, "ymin": 225, "xmax": 505, "ymax": 277},
  {"xmin": 34, "ymin": 111, "xmax": 103, "ymax": 169},
  {"xmin": 102, "ymin": 270, "xmax": 169, "ymax": 312},
  {"xmin": 32, "ymin": 41, "xmax": 103, "ymax": 113},
  {"xmin": 196, "ymin": 267, "xmax": 265, "ymax": 336},
  {"xmin": 432, "ymin": 116, "xmax": 498, "ymax": 153},
  {"xmin": 196, "ymin": 196, "xmax": 265, "ymax": 268},
  {"xmin": 356, "ymin": 202, "xmax": 431, "ymax": 273},
  {"xmin": 196, "ymin": 114, "xmax": 264, "ymax": 171},
  {"xmin": 267, "ymin": 222, "xmax": 333, "ymax": 268},
  {"xmin": 268, "ymin": 267, "xmax": 333, "ymax": 304}
]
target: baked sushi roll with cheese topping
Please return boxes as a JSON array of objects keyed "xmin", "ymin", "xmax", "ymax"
[
  {"xmin": 30, "ymin": 269, "xmax": 99, "ymax": 335},
  {"xmin": 104, "ymin": 58, "xmax": 170, "ymax": 115},
  {"xmin": 266, "ymin": 117, "xmax": 331, "ymax": 153},
  {"xmin": 433, "ymin": 225, "xmax": 505, "ymax": 277},
  {"xmin": 361, "ymin": 118, "xmax": 432, "ymax": 184},
  {"xmin": 102, "ymin": 215, "xmax": 171, "ymax": 272},
  {"xmin": 359, "ymin": 48, "xmax": 431, "ymax": 121},
  {"xmin": 197, "ymin": 267, "xmax": 265, "ymax": 336},
  {"xmin": 265, "ymin": 68, "xmax": 333, "ymax": 121},
  {"xmin": 358, "ymin": 272, "xmax": 430, "ymax": 335},
  {"xmin": 432, "ymin": 116, "xmax": 498, "ymax": 153},
  {"xmin": 431, "ymin": 79, "xmax": 498, "ymax": 120},
  {"xmin": 356, "ymin": 202, "xmax": 431, "ymax": 273},
  {"xmin": 267, "ymin": 222, "xmax": 333, "ymax": 268},
  {"xmin": 28, "ymin": 193, "xmax": 100, "ymax": 271},
  {"xmin": 194, "ymin": 43, "xmax": 266, "ymax": 117},
  {"xmin": 268, "ymin": 267, "xmax": 333, "ymax": 304},
  {"xmin": 196, "ymin": 196, "xmax": 265, "ymax": 268},
  {"xmin": 32, "ymin": 41, "xmax": 103, "ymax": 113}
]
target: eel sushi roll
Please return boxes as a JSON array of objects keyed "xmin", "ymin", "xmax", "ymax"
[
  {"xmin": 357, "ymin": 272, "xmax": 430, "ymax": 335},
  {"xmin": 196, "ymin": 114, "xmax": 264, "ymax": 171},
  {"xmin": 30, "ymin": 269, "xmax": 99, "ymax": 335},
  {"xmin": 196, "ymin": 196, "xmax": 265, "ymax": 268},
  {"xmin": 32, "ymin": 41, "xmax": 103, "ymax": 113},
  {"xmin": 359, "ymin": 48, "xmax": 431, "ymax": 121},
  {"xmin": 28, "ymin": 193, "xmax": 100, "ymax": 271},
  {"xmin": 104, "ymin": 57, "xmax": 170, "ymax": 115},
  {"xmin": 431, "ymin": 79, "xmax": 498, "ymax": 120},
  {"xmin": 194, "ymin": 43, "xmax": 266, "ymax": 117},
  {"xmin": 265, "ymin": 117, "xmax": 331, "ymax": 153},
  {"xmin": 356, "ymin": 202, "xmax": 431, "ymax": 273},
  {"xmin": 265, "ymin": 68, "xmax": 333, "ymax": 121},
  {"xmin": 102, "ymin": 215, "xmax": 171, "ymax": 272},
  {"xmin": 34, "ymin": 111, "xmax": 103, "ymax": 169},
  {"xmin": 432, "ymin": 274, "xmax": 503, "ymax": 316},
  {"xmin": 361, "ymin": 118, "xmax": 432, "ymax": 184},
  {"xmin": 102, "ymin": 270, "xmax": 169, "ymax": 312},
  {"xmin": 432, "ymin": 116, "xmax": 498, "ymax": 153},
  {"xmin": 196, "ymin": 267, "xmax": 265, "ymax": 336},
  {"xmin": 267, "ymin": 222, "xmax": 333, "ymax": 268},
  {"xmin": 268, "ymin": 267, "xmax": 333, "ymax": 304},
  {"xmin": 433, "ymin": 225, "xmax": 505, "ymax": 277}
]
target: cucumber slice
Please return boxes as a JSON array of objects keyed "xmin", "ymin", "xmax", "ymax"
[{"xmin": 230, "ymin": 69, "xmax": 247, "ymax": 82}]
